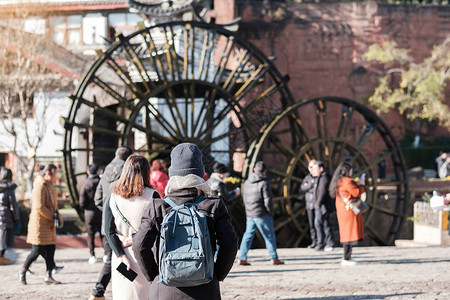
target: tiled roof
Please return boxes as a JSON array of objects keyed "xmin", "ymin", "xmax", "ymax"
[
  {"xmin": 0, "ymin": 0, "xmax": 126, "ymax": 7},
  {"xmin": 128, "ymin": 0, "xmax": 193, "ymax": 16}
]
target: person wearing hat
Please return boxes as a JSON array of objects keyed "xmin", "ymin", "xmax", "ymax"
[
  {"xmin": 132, "ymin": 143, "xmax": 238, "ymax": 299},
  {"xmin": 79, "ymin": 163, "xmax": 103, "ymax": 264},
  {"xmin": 207, "ymin": 162, "xmax": 240, "ymax": 203}
]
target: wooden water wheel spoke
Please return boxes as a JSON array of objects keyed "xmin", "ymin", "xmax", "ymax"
[
  {"xmin": 118, "ymin": 35, "xmax": 154, "ymax": 92},
  {"xmin": 211, "ymin": 37, "xmax": 235, "ymax": 84},
  {"xmin": 223, "ymin": 49, "xmax": 252, "ymax": 90},
  {"xmin": 91, "ymin": 77, "xmax": 134, "ymax": 110},
  {"xmin": 355, "ymin": 150, "xmax": 392, "ymax": 178},
  {"xmin": 162, "ymin": 25, "xmax": 180, "ymax": 81},
  {"xmin": 104, "ymin": 57, "xmax": 145, "ymax": 98}
]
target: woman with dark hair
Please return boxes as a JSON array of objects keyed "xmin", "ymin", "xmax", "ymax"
[
  {"xmin": 20, "ymin": 164, "xmax": 63, "ymax": 284},
  {"xmin": 105, "ymin": 154, "xmax": 158, "ymax": 299},
  {"xmin": 0, "ymin": 167, "xmax": 19, "ymax": 265},
  {"xmin": 329, "ymin": 162, "xmax": 366, "ymax": 266}
]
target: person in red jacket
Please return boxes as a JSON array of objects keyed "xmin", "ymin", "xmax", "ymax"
[
  {"xmin": 150, "ymin": 159, "xmax": 169, "ymax": 198},
  {"xmin": 329, "ymin": 162, "xmax": 365, "ymax": 266}
]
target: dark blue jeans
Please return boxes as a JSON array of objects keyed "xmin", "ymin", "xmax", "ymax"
[{"xmin": 314, "ymin": 208, "xmax": 334, "ymax": 248}]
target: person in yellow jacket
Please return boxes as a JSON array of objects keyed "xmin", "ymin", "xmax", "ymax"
[{"xmin": 20, "ymin": 164, "xmax": 64, "ymax": 285}]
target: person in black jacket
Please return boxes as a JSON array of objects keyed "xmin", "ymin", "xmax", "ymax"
[
  {"xmin": 89, "ymin": 146, "xmax": 133, "ymax": 300},
  {"xmin": 300, "ymin": 172, "xmax": 317, "ymax": 249},
  {"xmin": 308, "ymin": 160, "xmax": 334, "ymax": 251},
  {"xmin": 132, "ymin": 143, "xmax": 238, "ymax": 300},
  {"xmin": 0, "ymin": 167, "xmax": 19, "ymax": 265},
  {"xmin": 207, "ymin": 162, "xmax": 240, "ymax": 203},
  {"xmin": 238, "ymin": 161, "xmax": 284, "ymax": 266},
  {"xmin": 79, "ymin": 163, "xmax": 102, "ymax": 264}
]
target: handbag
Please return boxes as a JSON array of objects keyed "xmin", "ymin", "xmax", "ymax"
[
  {"xmin": 338, "ymin": 190, "xmax": 369, "ymax": 215},
  {"xmin": 44, "ymin": 185, "xmax": 63, "ymax": 229}
]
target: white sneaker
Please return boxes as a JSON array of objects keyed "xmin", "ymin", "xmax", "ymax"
[
  {"xmin": 341, "ymin": 259, "xmax": 357, "ymax": 266},
  {"xmin": 103, "ymin": 255, "xmax": 108, "ymax": 263},
  {"xmin": 324, "ymin": 246, "xmax": 334, "ymax": 252},
  {"xmin": 88, "ymin": 256, "xmax": 97, "ymax": 264}
]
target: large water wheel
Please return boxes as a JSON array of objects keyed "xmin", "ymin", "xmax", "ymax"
[
  {"xmin": 62, "ymin": 20, "xmax": 293, "ymax": 229},
  {"xmin": 243, "ymin": 97, "xmax": 408, "ymax": 246},
  {"xmin": 63, "ymin": 21, "xmax": 408, "ymax": 246}
]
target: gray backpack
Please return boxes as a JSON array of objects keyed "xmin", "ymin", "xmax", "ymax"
[{"xmin": 158, "ymin": 196, "xmax": 214, "ymax": 287}]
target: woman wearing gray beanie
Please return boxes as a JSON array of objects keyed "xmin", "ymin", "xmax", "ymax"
[{"xmin": 133, "ymin": 143, "xmax": 238, "ymax": 300}]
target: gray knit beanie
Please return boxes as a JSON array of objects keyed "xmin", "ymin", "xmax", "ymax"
[{"xmin": 168, "ymin": 143, "xmax": 205, "ymax": 178}]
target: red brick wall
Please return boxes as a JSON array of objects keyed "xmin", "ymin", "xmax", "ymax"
[{"xmin": 220, "ymin": 1, "xmax": 450, "ymax": 138}]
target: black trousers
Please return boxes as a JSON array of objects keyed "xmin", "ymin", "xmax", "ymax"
[
  {"xmin": 85, "ymin": 214, "xmax": 103, "ymax": 257},
  {"xmin": 314, "ymin": 208, "xmax": 334, "ymax": 248},
  {"xmin": 343, "ymin": 243, "xmax": 352, "ymax": 260},
  {"xmin": 92, "ymin": 236, "xmax": 112, "ymax": 297},
  {"xmin": 306, "ymin": 208, "xmax": 317, "ymax": 246},
  {"xmin": 23, "ymin": 244, "xmax": 56, "ymax": 272}
]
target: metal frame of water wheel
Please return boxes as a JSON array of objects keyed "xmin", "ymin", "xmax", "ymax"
[
  {"xmin": 63, "ymin": 20, "xmax": 293, "ymax": 218},
  {"xmin": 243, "ymin": 97, "xmax": 409, "ymax": 246}
]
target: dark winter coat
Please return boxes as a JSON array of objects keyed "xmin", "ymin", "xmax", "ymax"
[
  {"xmin": 242, "ymin": 172, "xmax": 273, "ymax": 218},
  {"xmin": 95, "ymin": 157, "xmax": 126, "ymax": 234},
  {"xmin": 79, "ymin": 174, "xmax": 101, "ymax": 223},
  {"xmin": 300, "ymin": 174, "xmax": 315, "ymax": 210},
  {"xmin": 207, "ymin": 173, "xmax": 237, "ymax": 203},
  {"xmin": 0, "ymin": 181, "xmax": 19, "ymax": 229},
  {"xmin": 132, "ymin": 188, "xmax": 238, "ymax": 300},
  {"xmin": 314, "ymin": 171, "xmax": 334, "ymax": 214}
]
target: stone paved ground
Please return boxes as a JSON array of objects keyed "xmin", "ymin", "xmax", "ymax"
[{"xmin": 1, "ymin": 244, "xmax": 449, "ymax": 299}]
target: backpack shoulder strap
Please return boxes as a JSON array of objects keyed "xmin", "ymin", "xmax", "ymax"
[
  {"xmin": 194, "ymin": 196, "xmax": 206, "ymax": 206},
  {"xmin": 163, "ymin": 197, "xmax": 181, "ymax": 209}
]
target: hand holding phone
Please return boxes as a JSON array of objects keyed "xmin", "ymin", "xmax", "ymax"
[
  {"xmin": 117, "ymin": 262, "xmax": 138, "ymax": 282},
  {"xmin": 358, "ymin": 173, "xmax": 366, "ymax": 185}
]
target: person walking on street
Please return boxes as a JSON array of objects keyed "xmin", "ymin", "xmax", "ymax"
[
  {"xmin": 308, "ymin": 160, "xmax": 334, "ymax": 251},
  {"xmin": 105, "ymin": 155, "xmax": 156, "ymax": 299},
  {"xmin": 89, "ymin": 146, "xmax": 133, "ymax": 300},
  {"xmin": 208, "ymin": 162, "xmax": 240, "ymax": 203},
  {"xmin": 150, "ymin": 158, "xmax": 169, "ymax": 198},
  {"xmin": 238, "ymin": 161, "xmax": 284, "ymax": 266},
  {"xmin": 0, "ymin": 167, "xmax": 19, "ymax": 265},
  {"xmin": 79, "ymin": 163, "xmax": 103, "ymax": 264},
  {"xmin": 329, "ymin": 162, "xmax": 366, "ymax": 266},
  {"xmin": 20, "ymin": 164, "xmax": 63, "ymax": 285},
  {"xmin": 300, "ymin": 171, "xmax": 317, "ymax": 249},
  {"xmin": 133, "ymin": 143, "xmax": 238, "ymax": 299}
]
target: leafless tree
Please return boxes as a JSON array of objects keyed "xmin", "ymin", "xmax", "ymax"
[{"xmin": 0, "ymin": 8, "xmax": 72, "ymax": 198}]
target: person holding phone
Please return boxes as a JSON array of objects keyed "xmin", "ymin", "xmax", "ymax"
[
  {"xmin": 329, "ymin": 162, "xmax": 366, "ymax": 266},
  {"xmin": 105, "ymin": 154, "xmax": 159, "ymax": 299}
]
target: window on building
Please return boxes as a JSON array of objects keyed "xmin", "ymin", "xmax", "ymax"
[
  {"xmin": 83, "ymin": 13, "xmax": 107, "ymax": 45},
  {"xmin": 49, "ymin": 15, "xmax": 82, "ymax": 46}
]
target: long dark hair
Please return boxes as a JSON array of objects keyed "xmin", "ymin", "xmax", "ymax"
[
  {"xmin": 328, "ymin": 162, "xmax": 352, "ymax": 198},
  {"xmin": 113, "ymin": 154, "xmax": 151, "ymax": 199}
]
